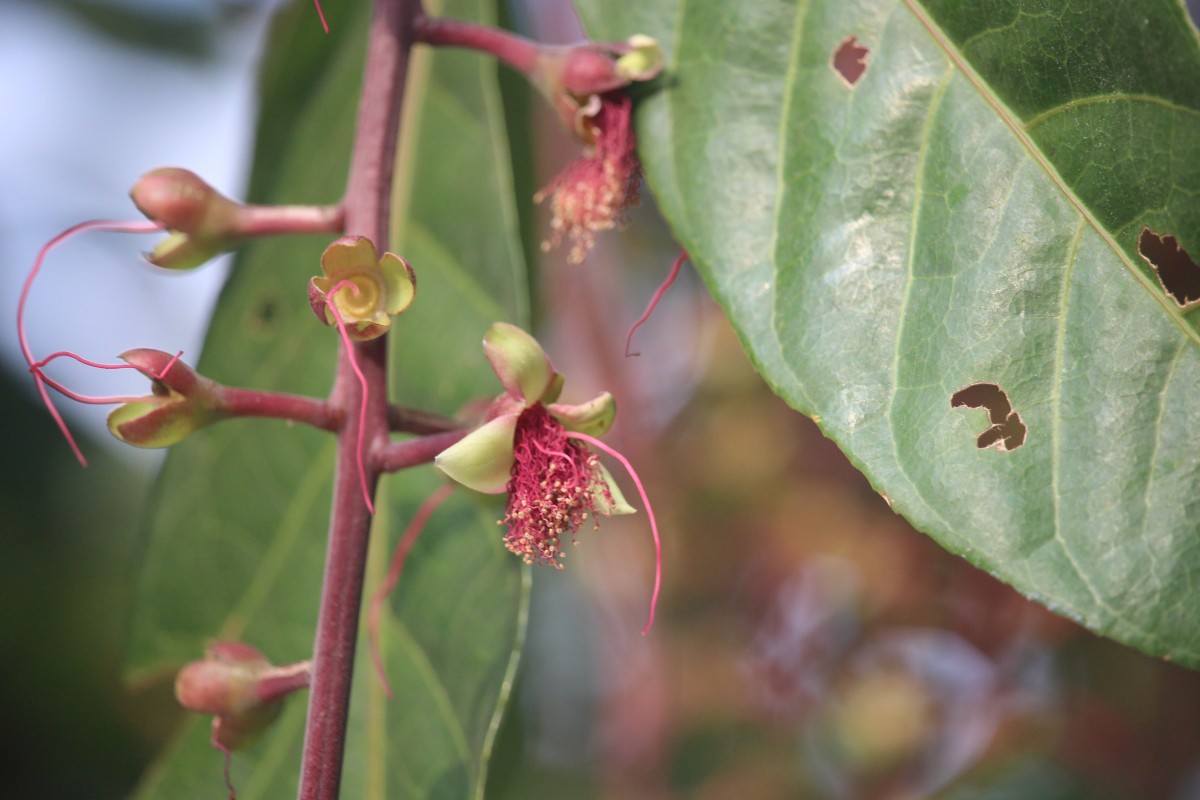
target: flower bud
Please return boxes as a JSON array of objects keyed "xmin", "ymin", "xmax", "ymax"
[
  {"xmin": 129, "ymin": 168, "xmax": 242, "ymax": 270},
  {"xmin": 176, "ymin": 642, "xmax": 311, "ymax": 751},
  {"xmin": 106, "ymin": 349, "xmax": 224, "ymax": 448}
]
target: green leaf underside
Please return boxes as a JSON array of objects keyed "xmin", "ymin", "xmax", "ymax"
[
  {"xmin": 576, "ymin": 0, "xmax": 1200, "ymax": 665},
  {"xmin": 125, "ymin": 0, "xmax": 529, "ymax": 796}
]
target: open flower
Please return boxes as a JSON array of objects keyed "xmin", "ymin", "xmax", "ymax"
[
  {"xmin": 435, "ymin": 322, "xmax": 635, "ymax": 566},
  {"xmin": 533, "ymin": 35, "xmax": 663, "ymax": 264},
  {"xmin": 308, "ymin": 236, "xmax": 416, "ymax": 341}
]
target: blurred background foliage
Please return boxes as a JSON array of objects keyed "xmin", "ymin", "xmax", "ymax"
[{"xmin": 4, "ymin": 0, "xmax": 1200, "ymax": 798}]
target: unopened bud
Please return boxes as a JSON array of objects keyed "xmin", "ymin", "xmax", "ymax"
[
  {"xmin": 175, "ymin": 642, "xmax": 310, "ymax": 751},
  {"xmin": 129, "ymin": 168, "xmax": 242, "ymax": 270},
  {"xmin": 106, "ymin": 349, "xmax": 224, "ymax": 448}
]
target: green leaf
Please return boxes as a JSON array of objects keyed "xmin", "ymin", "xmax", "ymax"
[
  {"xmin": 124, "ymin": 0, "xmax": 529, "ymax": 795},
  {"xmin": 575, "ymin": 0, "xmax": 1200, "ymax": 665}
]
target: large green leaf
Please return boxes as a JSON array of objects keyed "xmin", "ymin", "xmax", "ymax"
[
  {"xmin": 125, "ymin": 0, "xmax": 529, "ymax": 795},
  {"xmin": 576, "ymin": 0, "xmax": 1200, "ymax": 665}
]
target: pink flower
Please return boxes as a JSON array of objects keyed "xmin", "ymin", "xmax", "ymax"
[{"xmin": 434, "ymin": 323, "xmax": 631, "ymax": 566}]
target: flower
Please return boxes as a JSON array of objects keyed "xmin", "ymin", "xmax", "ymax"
[
  {"xmin": 435, "ymin": 322, "xmax": 634, "ymax": 566},
  {"xmin": 308, "ymin": 236, "xmax": 416, "ymax": 340},
  {"xmin": 176, "ymin": 642, "xmax": 311, "ymax": 751},
  {"xmin": 106, "ymin": 349, "xmax": 225, "ymax": 448},
  {"xmin": 531, "ymin": 35, "xmax": 663, "ymax": 264},
  {"xmin": 130, "ymin": 167, "xmax": 243, "ymax": 270},
  {"xmin": 536, "ymin": 91, "xmax": 644, "ymax": 265}
]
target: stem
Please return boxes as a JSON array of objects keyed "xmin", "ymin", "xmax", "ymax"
[
  {"xmin": 387, "ymin": 404, "xmax": 465, "ymax": 434},
  {"xmin": 234, "ymin": 203, "xmax": 344, "ymax": 237},
  {"xmin": 374, "ymin": 430, "xmax": 466, "ymax": 473},
  {"xmin": 298, "ymin": 0, "xmax": 418, "ymax": 797},
  {"xmin": 218, "ymin": 387, "xmax": 340, "ymax": 431},
  {"xmin": 416, "ymin": 15, "xmax": 541, "ymax": 75}
]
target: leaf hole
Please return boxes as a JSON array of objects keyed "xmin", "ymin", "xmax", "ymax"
[
  {"xmin": 832, "ymin": 35, "xmax": 869, "ymax": 87},
  {"xmin": 1137, "ymin": 227, "xmax": 1200, "ymax": 311},
  {"xmin": 950, "ymin": 382, "xmax": 1026, "ymax": 452}
]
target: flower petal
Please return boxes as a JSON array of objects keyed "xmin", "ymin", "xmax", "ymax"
[
  {"xmin": 592, "ymin": 462, "xmax": 636, "ymax": 516},
  {"xmin": 380, "ymin": 252, "xmax": 416, "ymax": 315},
  {"xmin": 320, "ymin": 236, "xmax": 379, "ymax": 281},
  {"xmin": 434, "ymin": 413, "xmax": 519, "ymax": 494},
  {"xmin": 483, "ymin": 322, "xmax": 558, "ymax": 405},
  {"xmin": 548, "ymin": 391, "xmax": 615, "ymax": 437}
]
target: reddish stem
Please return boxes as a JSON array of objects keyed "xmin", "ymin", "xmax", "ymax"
[
  {"xmin": 416, "ymin": 15, "xmax": 540, "ymax": 75},
  {"xmin": 234, "ymin": 204, "xmax": 344, "ymax": 238},
  {"xmin": 217, "ymin": 387, "xmax": 340, "ymax": 431},
  {"xmin": 374, "ymin": 429, "xmax": 466, "ymax": 473},
  {"xmin": 298, "ymin": 0, "xmax": 418, "ymax": 796},
  {"xmin": 386, "ymin": 404, "xmax": 464, "ymax": 434}
]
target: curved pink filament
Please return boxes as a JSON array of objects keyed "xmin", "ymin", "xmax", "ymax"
[
  {"xmin": 325, "ymin": 280, "xmax": 374, "ymax": 515},
  {"xmin": 625, "ymin": 249, "xmax": 688, "ymax": 357},
  {"xmin": 32, "ymin": 350, "xmax": 184, "ymax": 405},
  {"xmin": 368, "ymin": 483, "xmax": 455, "ymax": 698},
  {"xmin": 565, "ymin": 431, "xmax": 662, "ymax": 635},
  {"xmin": 313, "ymin": 0, "xmax": 330, "ymax": 33},
  {"xmin": 17, "ymin": 219, "xmax": 165, "ymax": 466}
]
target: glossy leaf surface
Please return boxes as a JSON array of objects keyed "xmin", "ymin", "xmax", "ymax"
[
  {"xmin": 576, "ymin": 0, "xmax": 1200, "ymax": 665},
  {"xmin": 125, "ymin": 0, "xmax": 529, "ymax": 795}
]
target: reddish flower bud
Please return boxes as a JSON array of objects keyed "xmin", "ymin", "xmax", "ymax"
[
  {"xmin": 106, "ymin": 349, "xmax": 224, "ymax": 448},
  {"xmin": 175, "ymin": 642, "xmax": 310, "ymax": 751},
  {"xmin": 129, "ymin": 168, "xmax": 242, "ymax": 269}
]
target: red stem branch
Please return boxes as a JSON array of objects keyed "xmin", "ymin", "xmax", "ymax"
[
  {"xmin": 416, "ymin": 15, "xmax": 541, "ymax": 75},
  {"xmin": 374, "ymin": 430, "xmax": 466, "ymax": 473},
  {"xmin": 298, "ymin": 0, "xmax": 419, "ymax": 797},
  {"xmin": 217, "ymin": 387, "xmax": 340, "ymax": 431},
  {"xmin": 234, "ymin": 203, "xmax": 344, "ymax": 237}
]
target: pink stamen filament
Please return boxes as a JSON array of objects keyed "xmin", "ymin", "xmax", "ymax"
[
  {"xmin": 210, "ymin": 723, "xmax": 238, "ymax": 800},
  {"xmin": 31, "ymin": 350, "xmax": 184, "ymax": 405},
  {"xmin": 625, "ymin": 249, "xmax": 688, "ymax": 357},
  {"xmin": 325, "ymin": 280, "xmax": 374, "ymax": 516},
  {"xmin": 368, "ymin": 484, "xmax": 456, "ymax": 698},
  {"xmin": 565, "ymin": 431, "xmax": 662, "ymax": 635},
  {"xmin": 17, "ymin": 219, "xmax": 166, "ymax": 466},
  {"xmin": 313, "ymin": 0, "xmax": 329, "ymax": 34}
]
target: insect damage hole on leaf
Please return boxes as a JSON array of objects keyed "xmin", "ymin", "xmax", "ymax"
[
  {"xmin": 1138, "ymin": 227, "xmax": 1200, "ymax": 311},
  {"xmin": 832, "ymin": 35, "xmax": 869, "ymax": 87},
  {"xmin": 950, "ymin": 382, "xmax": 1026, "ymax": 452}
]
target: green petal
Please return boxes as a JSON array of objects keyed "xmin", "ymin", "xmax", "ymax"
[
  {"xmin": 380, "ymin": 251, "xmax": 416, "ymax": 315},
  {"xmin": 319, "ymin": 235, "xmax": 378, "ymax": 281},
  {"xmin": 548, "ymin": 392, "xmax": 615, "ymax": 437},
  {"xmin": 434, "ymin": 414, "xmax": 518, "ymax": 494},
  {"xmin": 592, "ymin": 462, "xmax": 636, "ymax": 516},
  {"xmin": 615, "ymin": 35, "xmax": 663, "ymax": 82},
  {"xmin": 107, "ymin": 398, "xmax": 206, "ymax": 448},
  {"xmin": 483, "ymin": 322, "xmax": 558, "ymax": 405}
]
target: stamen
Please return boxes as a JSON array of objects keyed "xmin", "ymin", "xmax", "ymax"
[
  {"xmin": 625, "ymin": 249, "xmax": 688, "ymax": 357},
  {"xmin": 313, "ymin": 1, "xmax": 330, "ymax": 34},
  {"xmin": 368, "ymin": 484, "xmax": 455, "ymax": 698},
  {"xmin": 17, "ymin": 219, "xmax": 165, "ymax": 466},
  {"xmin": 325, "ymin": 280, "xmax": 374, "ymax": 515},
  {"xmin": 565, "ymin": 431, "xmax": 662, "ymax": 635},
  {"xmin": 210, "ymin": 723, "xmax": 238, "ymax": 800},
  {"xmin": 31, "ymin": 350, "xmax": 184, "ymax": 405}
]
